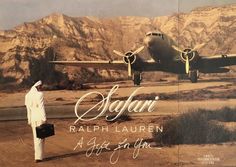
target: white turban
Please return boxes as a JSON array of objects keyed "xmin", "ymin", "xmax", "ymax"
[
  {"xmin": 25, "ymin": 80, "xmax": 42, "ymax": 106},
  {"xmin": 33, "ymin": 80, "xmax": 42, "ymax": 87}
]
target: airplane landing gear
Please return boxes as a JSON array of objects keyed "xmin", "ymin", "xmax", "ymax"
[
  {"xmin": 189, "ymin": 70, "xmax": 198, "ymax": 83},
  {"xmin": 133, "ymin": 72, "xmax": 142, "ymax": 86}
]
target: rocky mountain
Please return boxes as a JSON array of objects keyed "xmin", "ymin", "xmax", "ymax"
[{"xmin": 0, "ymin": 4, "xmax": 235, "ymax": 89}]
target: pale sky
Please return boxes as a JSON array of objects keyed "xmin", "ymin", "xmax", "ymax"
[{"xmin": 0, "ymin": 0, "xmax": 235, "ymax": 30}]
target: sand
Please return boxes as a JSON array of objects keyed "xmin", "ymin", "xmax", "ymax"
[{"xmin": 0, "ymin": 76, "xmax": 236, "ymax": 166}]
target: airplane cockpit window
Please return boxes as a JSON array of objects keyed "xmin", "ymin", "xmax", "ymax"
[
  {"xmin": 146, "ymin": 32, "xmax": 152, "ymax": 36},
  {"xmin": 145, "ymin": 32, "xmax": 164, "ymax": 39}
]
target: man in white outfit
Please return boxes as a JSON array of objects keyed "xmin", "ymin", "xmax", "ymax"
[{"xmin": 25, "ymin": 80, "xmax": 47, "ymax": 163}]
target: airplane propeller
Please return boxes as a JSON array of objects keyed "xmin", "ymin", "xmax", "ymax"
[
  {"xmin": 192, "ymin": 43, "xmax": 205, "ymax": 51},
  {"xmin": 113, "ymin": 46, "xmax": 144, "ymax": 77},
  {"xmin": 171, "ymin": 45, "xmax": 183, "ymax": 53},
  {"xmin": 131, "ymin": 46, "xmax": 145, "ymax": 55},
  {"xmin": 186, "ymin": 56, "xmax": 189, "ymax": 74},
  {"xmin": 128, "ymin": 60, "xmax": 132, "ymax": 76},
  {"xmin": 172, "ymin": 43, "xmax": 205, "ymax": 74},
  {"xmin": 113, "ymin": 50, "xmax": 125, "ymax": 57}
]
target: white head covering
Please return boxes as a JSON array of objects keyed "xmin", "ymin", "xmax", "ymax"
[
  {"xmin": 25, "ymin": 80, "xmax": 42, "ymax": 106},
  {"xmin": 33, "ymin": 80, "xmax": 42, "ymax": 87}
]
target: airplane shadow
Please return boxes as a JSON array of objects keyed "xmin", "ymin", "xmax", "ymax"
[
  {"xmin": 43, "ymin": 138, "xmax": 154, "ymax": 162},
  {"xmin": 197, "ymin": 77, "xmax": 236, "ymax": 83},
  {"xmin": 83, "ymin": 77, "xmax": 235, "ymax": 91}
]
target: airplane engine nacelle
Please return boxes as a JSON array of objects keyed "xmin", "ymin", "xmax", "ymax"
[
  {"xmin": 123, "ymin": 51, "xmax": 137, "ymax": 64},
  {"xmin": 180, "ymin": 49, "xmax": 199, "ymax": 64}
]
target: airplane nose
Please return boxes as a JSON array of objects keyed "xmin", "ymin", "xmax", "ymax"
[{"xmin": 144, "ymin": 36, "xmax": 155, "ymax": 48}]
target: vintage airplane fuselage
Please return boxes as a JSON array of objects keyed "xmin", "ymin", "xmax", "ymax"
[{"xmin": 143, "ymin": 32, "xmax": 179, "ymax": 64}]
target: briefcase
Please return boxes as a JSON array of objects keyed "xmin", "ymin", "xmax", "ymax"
[{"xmin": 36, "ymin": 123, "xmax": 55, "ymax": 139}]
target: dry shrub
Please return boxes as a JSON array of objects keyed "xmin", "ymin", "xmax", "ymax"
[{"xmin": 153, "ymin": 107, "xmax": 236, "ymax": 145}]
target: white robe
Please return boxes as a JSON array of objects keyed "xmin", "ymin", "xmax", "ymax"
[{"xmin": 25, "ymin": 86, "xmax": 46, "ymax": 160}]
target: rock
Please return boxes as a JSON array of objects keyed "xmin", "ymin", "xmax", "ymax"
[{"xmin": 0, "ymin": 4, "xmax": 235, "ymax": 89}]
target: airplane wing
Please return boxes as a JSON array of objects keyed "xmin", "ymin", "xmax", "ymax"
[
  {"xmin": 49, "ymin": 59, "xmax": 164, "ymax": 71},
  {"xmin": 198, "ymin": 54, "xmax": 236, "ymax": 73},
  {"xmin": 199, "ymin": 54, "xmax": 236, "ymax": 67},
  {"xmin": 49, "ymin": 60, "xmax": 127, "ymax": 70}
]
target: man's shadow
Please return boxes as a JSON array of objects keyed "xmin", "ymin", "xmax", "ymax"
[{"xmin": 43, "ymin": 138, "xmax": 154, "ymax": 162}]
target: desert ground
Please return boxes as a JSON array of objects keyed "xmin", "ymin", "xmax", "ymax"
[{"xmin": 0, "ymin": 76, "xmax": 236, "ymax": 166}]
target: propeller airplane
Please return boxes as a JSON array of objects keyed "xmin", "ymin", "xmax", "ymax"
[{"xmin": 50, "ymin": 31, "xmax": 236, "ymax": 85}]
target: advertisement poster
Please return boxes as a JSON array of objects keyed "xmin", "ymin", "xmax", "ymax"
[{"xmin": 0, "ymin": 0, "xmax": 236, "ymax": 166}]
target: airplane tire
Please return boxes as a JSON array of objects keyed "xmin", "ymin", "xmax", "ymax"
[
  {"xmin": 189, "ymin": 70, "xmax": 198, "ymax": 83},
  {"xmin": 133, "ymin": 73, "xmax": 141, "ymax": 86}
]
